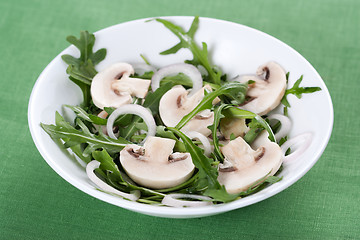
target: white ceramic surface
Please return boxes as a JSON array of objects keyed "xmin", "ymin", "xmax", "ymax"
[{"xmin": 28, "ymin": 16, "xmax": 333, "ymax": 218}]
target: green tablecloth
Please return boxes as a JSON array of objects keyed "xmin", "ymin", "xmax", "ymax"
[{"xmin": 1, "ymin": 0, "xmax": 359, "ymax": 239}]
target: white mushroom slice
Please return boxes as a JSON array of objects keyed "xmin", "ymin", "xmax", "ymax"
[
  {"xmin": 220, "ymin": 117, "xmax": 249, "ymax": 139},
  {"xmin": 236, "ymin": 61, "xmax": 287, "ymax": 116},
  {"xmin": 91, "ymin": 62, "xmax": 151, "ymax": 109},
  {"xmin": 218, "ymin": 133, "xmax": 283, "ymax": 194},
  {"xmin": 120, "ymin": 136, "xmax": 195, "ymax": 189},
  {"xmin": 159, "ymin": 85, "xmax": 215, "ymax": 136}
]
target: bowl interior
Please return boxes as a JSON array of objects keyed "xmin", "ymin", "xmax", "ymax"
[{"xmin": 28, "ymin": 16, "xmax": 333, "ymax": 218}]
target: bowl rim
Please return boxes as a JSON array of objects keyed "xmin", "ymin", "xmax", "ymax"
[{"xmin": 28, "ymin": 16, "xmax": 334, "ymax": 218}]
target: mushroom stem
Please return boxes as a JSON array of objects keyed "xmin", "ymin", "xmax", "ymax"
[{"xmin": 111, "ymin": 76, "xmax": 151, "ymax": 98}]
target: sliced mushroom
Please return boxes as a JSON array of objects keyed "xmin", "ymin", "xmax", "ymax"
[
  {"xmin": 120, "ymin": 136, "xmax": 195, "ymax": 189},
  {"xmin": 91, "ymin": 62, "xmax": 151, "ymax": 109},
  {"xmin": 236, "ymin": 61, "xmax": 287, "ymax": 115},
  {"xmin": 217, "ymin": 132, "xmax": 283, "ymax": 194},
  {"xmin": 220, "ymin": 117, "xmax": 249, "ymax": 139},
  {"xmin": 159, "ymin": 85, "xmax": 216, "ymax": 136}
]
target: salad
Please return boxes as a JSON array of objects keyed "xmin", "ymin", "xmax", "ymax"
[{"xmin": 41, "ymin": 16, "xmax": 321, "ymax": 207}]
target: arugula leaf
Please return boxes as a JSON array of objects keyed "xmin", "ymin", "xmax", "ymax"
[
  {"xmin": 41, "ymin": 112, "xmax": 130, "ymax": 155},
  {"xmin": 222, "ymin": 107, "xmax": 276, "ymax": 142},
  {"xmin": 92, "ymin": 149, "xmax": 123, "ymax": 183},
  {"xmin": 155, "ymin": 16, "xmax": 222, "ymax": 85},
  {"xmin": 281, "ymin": 75, "xmax": 321, "ymax": 108},
  {"xmin": 204, "ymin": 186, "xmax": 239, "ymax": 203},
  {"xmin": 208, "ymin": 104, "xmax": 227, "ymax": 162},
  {"xmin": 175, "ymin": 81, "xmax": 247, "ymax": 130},
  {"xmin": 61, "ymin": 31, "xmax": 106, "ymax": 107},
  {"xmin": 65, "ymin": 105, "xmax": 107, "ymax": 125},
  {"xmin": 62, "ymin": 31, "xmax": 106, "ymax": 67},
  {"xmin": 143, "ymin": 82, "xmax": 174, "ymax": 114},
  {"xmin": 168, "ymin": 127, "xmax": 219, "ymax": 189},
  {"xmin": 243, "ymin": 118, "xmax": 265, "ymax": 144}
]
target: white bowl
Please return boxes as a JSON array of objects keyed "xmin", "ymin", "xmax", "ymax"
[{"xmin": 28, "ymin": 16, "xmax": 333, "ymax": 218}]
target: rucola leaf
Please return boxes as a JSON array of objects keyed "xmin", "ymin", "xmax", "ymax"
[
  {"xmin": 222, "ymin": 107, "xmax": 276, "ymax": 142},
  {"xmin": 155, "ymin": 16, "xmax": 222, "ymax": 85},
  {"xmin": 281, "ymin": 75, "xmax": 321, "ymax": 108},
  {"xmin": 41, "ymin": 112, "xmax": 130, "ymax": 155},
  {"xmin": 208, "ymin": 104, "xmax": 227, "ymax": 162},
  {"xmin": 167, "ymin": 127, "xmax": 219, "ymax": 189},
  {"xmin": 63, "ymin": 31, "xmax": 106, "ymax": 66},
  {"xmin": 61, "ymin": 31, "xmax": 106, "ymax": 107}
]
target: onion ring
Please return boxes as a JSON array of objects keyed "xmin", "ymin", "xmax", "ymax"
[
  {"xmin": 151, "ymin": 63, "xmax": 203, "ymax": 96},
  {"xmin": 267, "ymin": 114, "xmax": 292, "ymax": 140},
  {"xmin": 281, "ymin": 132, "xmax": 313, "ymax": 163},
  {"xmin": 106, "ymin": 104, "xmax": 156, "ymax": 140},
  {"xmin": 161, "ymin": 193, "xmax": 213, "ymax": 208},
  {"xmin": 185, "ymin": 131, "xmax": 212, "ymax": 156},
  {"xmin": 86, "ymin": 160, "xmax": 140, "ymax": 201},
  {"xmin": 131, "ymin": 63, "xmax": 157, "ymax": 75}
]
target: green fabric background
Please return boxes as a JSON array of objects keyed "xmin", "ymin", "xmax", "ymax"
[{"xmin": 0, "ymin": 0, "xmax": 359, "ymax": 239}]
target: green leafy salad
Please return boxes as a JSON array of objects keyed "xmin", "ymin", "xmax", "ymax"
[{"xmin": 41, "ymin": 17, "xmax": 321, "ymax": 207}]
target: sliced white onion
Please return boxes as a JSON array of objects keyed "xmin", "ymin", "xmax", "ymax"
[
  {"xmin": 151, "ymin": 63, "xmax": 203, "ymax": 96},
  {"xmin": 86, "ymin": 160, "xmax": 140, "ymax": 201},
  {"xmin": 185, "ymin": 131, "xmax": 212, "ymax": 156},
  {"xmin": 267, "ymin": 114, "xmax": 292, "ymax": 140},
  {"xmin": 106, "ymin": 104, "xmax": 156, "ymax": 140},
  {"xmin": 161, "ymin": 193, "xmax": 213, "ymax": 208},
  {"xmin": 281, "ymin": 132, "xmax": 313, "ymax": 163},
  {"xmin": 131, "ymin": 63, "xmax": 157, "ymax": 75}
]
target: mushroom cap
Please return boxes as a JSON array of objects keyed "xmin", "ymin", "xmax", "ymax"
[
  {"xmin": 120, "ymin": 136, "xmax": 195, "ymax": 189},
  {"xmin": 217, "ymin": 132, "xmax": 283, "ymax": 194},
  {"xmin": 236, "ymin": 61, "xmax": 287, "ymax": 116},
  {"xmin": 220, "ymin": 117, "xmax": 249, "ymax": 139},
  {"xmin": 159, "ymin": 85, "xmax": 214, "ymax": 136},
  {"xmin": 91, "ymin": 62, "xmax": 151, "ymax": 109}
]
